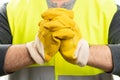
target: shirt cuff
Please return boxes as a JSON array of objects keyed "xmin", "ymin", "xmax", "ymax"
[
  {"xmin": 108, "ymin": 44, "xmax": 120, "ymax": 76},
  {"xmin": 0, "ymin": 44, "xmax": 11, "ymax": 76}
]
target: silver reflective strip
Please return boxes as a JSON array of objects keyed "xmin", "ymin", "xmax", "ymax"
[
  {"xmin": 8, "ymin": 66, "xmax": 113, "ymax": 80},
  {"xmin": 9, "ymin": 66, "xmax": 54, "ymax": 80},
  {"xmin": 58, "ymin": 73, "xmax": 113, "ymax": 80}
]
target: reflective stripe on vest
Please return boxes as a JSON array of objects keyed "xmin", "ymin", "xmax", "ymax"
[{"xmin": 7, "ymin": 0, "xmax": 117, "ymax": 80}]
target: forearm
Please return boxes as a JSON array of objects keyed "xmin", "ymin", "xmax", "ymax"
[
  {"xmin": 87, "ymin": 45, "xmax": 113, "ymax": 72},
  {"xmin": 4, "ymin": 44, "xmax": 35, "ymax": 73}
]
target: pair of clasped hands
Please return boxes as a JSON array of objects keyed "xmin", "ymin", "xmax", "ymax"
[{"xmin": 26, "ymin": 8, "xmax": 89, "ymax": 67}]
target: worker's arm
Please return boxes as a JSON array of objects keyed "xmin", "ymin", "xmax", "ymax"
[
  {"xmin": 0, "ymin": 3, "xmax": 35, "ymax": 75},
  {"xmin": 87, "ymin": 45, "xmax": 113, "ymax": 72},
  {"xmin": 88, "ymin": 5, "xmax": 120, "ymax": 76},
  {"xmin": 0, "ymin": 3, "xmax": 13, "ymax": 75},
  {"xmin": 4, "ymin": 44, "xmax": 35, "ymax": 73},
  {"xmin": 107, "ymin": 5, "xmax": 120, "ymax": 75}
]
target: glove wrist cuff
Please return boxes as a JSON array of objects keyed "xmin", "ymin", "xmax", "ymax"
[
  {"xmin": 26, "ymin": 42, "xmax": 44, "ymax": 64},
  {"xmin": 76, "ymin": 39, "xmax": 89, "ymax": 67}
]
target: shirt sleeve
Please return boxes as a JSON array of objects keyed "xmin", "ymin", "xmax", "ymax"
[
  {"xmin": 0, "ymin": 3, "xmax": 12, "ymax": 44},
  {"xmin": 0, "ymin": 3, "xmax": 12, "ymax": 76},
  {"xmin": 108, "ymin": 5, "xmax": 120, "ymax": 76}
]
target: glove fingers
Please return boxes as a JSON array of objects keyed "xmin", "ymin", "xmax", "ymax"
[
  {"xmin": 53, "ymin": 29, "xmax": 74, "ymax": 39},
  {"xmin": 59, "ymin": 31, "xmax": 81, "ymax": 64},
  {"xmin": 53, "ymin": 15, "xmax": 75, "ymax": 28},
  {"xmin": 43, "ymin": 21, "xmax": 66, "ymax": 31},
  {"xmin": 41, "ymin": 8, "xmax": 74, "ymax": 20},
  {"xmin": 38, "ymin": 29, "xmax": 61, "ymax": 61},
  {"xmin": 38, "ymin": 8, "xmax": 78, "ymax": 62},
  {"xmin": 43, "ymin": 16, "xmax": 75, "ymax": 32},
  {"xmin": 60, "ymin": 40, "xmax": 77, "ymax": 64},
  {"xmin": 60, "ymin": 40, "xmax": 76, "ymax": 57},
  {"xmin": 44, "ymin": 38, "xmax": 60, "ymax": 61}
]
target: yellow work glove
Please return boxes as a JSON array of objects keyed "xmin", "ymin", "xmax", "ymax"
[
  {"xmin": 26, "ymin": 8, "xmax": 74, "ymax": 64},
  {"xmin": 26, "ymin": 20, "xmax": 61, "ymax": 64},
  {"xmin": 26, "ymin": 8, "xmax": 90, "ymax": 66},
  {"xmin": 41, "ymin": 8, "xmax": 89, "ymax": 67},
  {"xmin": 41, "ymin": 8, "xmax": 73, "ymax": 20},
  {"xmin": 51, "ymin": 9, "xmax": 90, "ymax": 67},
  {"xmin": 43, "ymin": 8, "xmax": 90, "ymax": 67},
  {"xmin": 37, "ymin": 8, "xmax": 75, "ymax": 62},
  {"xmin": 59, "ymin": 25, "xmax": 90, "ymax": 66}
]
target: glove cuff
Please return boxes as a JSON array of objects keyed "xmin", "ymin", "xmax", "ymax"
[
  {"xmin": 26, "ymin": 42, "xmax": 44, "ymax": 64},
  {"xmin": 75, "ymin": 39, "xmax": 89, "ymax": 67}
]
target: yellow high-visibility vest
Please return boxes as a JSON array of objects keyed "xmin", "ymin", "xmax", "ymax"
[{"xmin": 7, "ymin": 0, "xmax": 117, "ymax": 80}]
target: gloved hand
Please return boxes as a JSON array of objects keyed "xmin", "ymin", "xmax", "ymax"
[
  {"xmin": 52, "ymin": 9, "xmax": 90, "ymax": 67},
  {"xmin": 59, "ymin": 26, "xmax": 90, "ymax": 66},
  {"xmin": 26, "ymin": 8, "xmax": 90, "ymax": 66},
  {"xmin": 43, "ymin": 8, "xmax": 90, "ymax": 67},
  {"xmin": 26, "ymin": 8, "xmax": 74, "ymax": 64},
  {"xmin": 26, "ymin": 20, "xmax": 62, "ymax": 64},
  {"xmin": 37, "ymin": 8, "xmax": 75, "ymax": 62}
]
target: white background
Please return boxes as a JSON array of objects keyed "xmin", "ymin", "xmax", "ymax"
[
  {"xmin": 116, "ymin": 0, "xmax": 120, "ymax": 5},
  {"xmin": 0, "ymin": 0, "xmax": 120, "ymax": 80}
]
